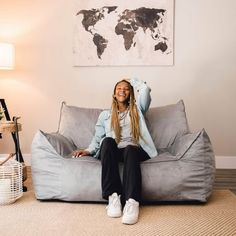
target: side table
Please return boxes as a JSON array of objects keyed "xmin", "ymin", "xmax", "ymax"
[
  {"xmin": 0, "ymin": 120, "xmax": 22, "ymax": 164},
  {"xmin": 0, "ymin": 98, "xmax": 27, "ymax": 192},
  {"xmin": 0, "ymin": 99, "xmax": 24, "ymax": 163}
]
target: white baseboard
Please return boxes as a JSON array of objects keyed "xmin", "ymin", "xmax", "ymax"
[{"xmin": 0, "ymin": 154, "xmax": 236, "ymax": 169}]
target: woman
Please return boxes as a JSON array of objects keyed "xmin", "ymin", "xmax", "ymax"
[{"xmin": 72, "ymin": 78, "xmax": 158, "ymax": 225}]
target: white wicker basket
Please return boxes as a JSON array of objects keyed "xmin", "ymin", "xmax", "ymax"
[{"xmin": 0, "ymin": 157, "xmax": 23, "ymax": 205}]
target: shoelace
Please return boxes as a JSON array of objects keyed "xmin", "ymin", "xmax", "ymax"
[
  {"xmin": 106, "ymin": 195, "xmax": 120, "ymax": 209},
  {"xmin": 123, "ymin": 201, "xmax": 135, "ymax": 214}
]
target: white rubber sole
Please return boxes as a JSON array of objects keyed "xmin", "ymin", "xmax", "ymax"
[
  {"xmin": 122, "ymin": 216, "xmax": 138, "ymax": 225},
  {"xmin": 107, "ymin": 210, "xmax": 122, "ymax": 218}
]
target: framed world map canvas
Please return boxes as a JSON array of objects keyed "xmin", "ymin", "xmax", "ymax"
[{"xmin": 73, "ymin": 0, "xmax": 174, "ymax": 66}]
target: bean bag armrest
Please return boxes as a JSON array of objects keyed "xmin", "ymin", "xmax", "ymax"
[
  {"xmin": 168, "ymin": 129, "xmax": 215, "ymax": 161},
  {"xmin": 33, "ymin": 130, "xmax": 77, "ymax": 157}
]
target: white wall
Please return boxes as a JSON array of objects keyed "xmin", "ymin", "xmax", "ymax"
[{"xmin": 0, "ymin": 0, "xmax": 236, "ymax": 157}]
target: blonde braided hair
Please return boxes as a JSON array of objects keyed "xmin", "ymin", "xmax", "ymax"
[{"xmin": 111, "ymin": 80, "xmax": 140, "ymax": 144}]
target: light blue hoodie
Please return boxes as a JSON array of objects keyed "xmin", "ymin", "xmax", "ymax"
[{"xmin": 86, "ymin": 78, "xmax": 158, "ymax": 158}]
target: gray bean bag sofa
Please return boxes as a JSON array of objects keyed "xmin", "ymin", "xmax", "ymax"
[{"xmin": 31, "ymin": 100, "xmax": 215, "ymax": 202}]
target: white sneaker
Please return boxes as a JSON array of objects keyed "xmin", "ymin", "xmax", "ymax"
[
  {"xmin": 106, "ymin": 193, "xmax": 122, "ymax": 218},
  {"xmin": 122, "ymin": 198, "xmax": 139, "ymax": 225}
]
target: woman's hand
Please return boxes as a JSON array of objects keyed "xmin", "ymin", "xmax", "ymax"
[{"xmin": 72, "ymin": 149, "xmax": 90, "ymax": 158}]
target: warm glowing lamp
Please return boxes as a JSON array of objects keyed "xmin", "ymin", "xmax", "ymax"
[{"xmin": 0, "ymin": 43, "xmax": 15, "ymax": 70}]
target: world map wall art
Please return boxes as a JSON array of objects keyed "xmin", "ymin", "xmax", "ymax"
[{"xmin": 73, "ymin": 0, "xmax": 174, "ymax": 66}]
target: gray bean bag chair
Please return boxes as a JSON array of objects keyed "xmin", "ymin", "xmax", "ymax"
[{"xmin": 31, "ymin": 100, "xmax": 215, "ymax": 202}]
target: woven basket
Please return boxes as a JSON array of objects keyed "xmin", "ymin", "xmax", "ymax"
[{"xmin": 0, "ymin": 156, "xmax": 23, "ymax": 205}]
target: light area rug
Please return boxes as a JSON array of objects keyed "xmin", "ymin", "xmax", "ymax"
[{"xmin": 0, "ymin": 187, "xmax": 236, "ymax": 236}]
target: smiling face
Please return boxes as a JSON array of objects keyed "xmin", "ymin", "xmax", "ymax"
[{"xmin": 114, "ymin": 81, "xmax": 131, "ymax": 107}]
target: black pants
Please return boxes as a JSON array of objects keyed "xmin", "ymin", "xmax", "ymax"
[{"xmin": 99, "ymin": 137, "xmax": 150, "ymax": 205}]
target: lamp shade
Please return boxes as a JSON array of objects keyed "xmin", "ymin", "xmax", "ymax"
[{"xmin": 0, "ymin": 43, "xmax": 15, "ymax": 70}]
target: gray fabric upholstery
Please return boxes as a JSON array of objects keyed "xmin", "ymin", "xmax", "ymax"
[
  {"xmin": 31, "ymin": 101, "xmax": 215, "ymax": 202},
  {"xmin": 146, "ymin": 100, "xmax": 189, "ymax": 149},
  {"xmin": 42, "ymin": 131, "xmax": 76, "ymax": 156},
  {"xmin": 31, "ymin": 130, "xmax": 104, "ymax": 201},
  {"xmin": 58, "ymin": 103, "xmax": 102, "ymax": 149}
]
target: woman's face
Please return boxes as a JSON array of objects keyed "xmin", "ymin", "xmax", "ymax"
[{"xmin": 114, "ymin": 81, "xmax": 130, "ymax": 105}]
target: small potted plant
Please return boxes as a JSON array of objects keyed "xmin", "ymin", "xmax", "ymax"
[{"xmin": 0, "ymin": 107, "xmax": 4, "ymax": 121}]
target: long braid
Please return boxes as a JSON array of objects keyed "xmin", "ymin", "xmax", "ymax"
[
  {"xmin": 129, "ymin": 84, "xmax": 140, "ymax": 144},
  {"xmin": 111, "ymin": 97, "xmax": 121, "ymax": 143}
]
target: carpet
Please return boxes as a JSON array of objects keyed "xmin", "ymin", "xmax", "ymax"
[{"xmin": 0, "ymin": 179, "xmax": 236, "ymax": 236}]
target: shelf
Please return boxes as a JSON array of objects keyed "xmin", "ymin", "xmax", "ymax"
[{"xmin": 0, "ymin": 121, "xmax": 22, "ymax": 133}]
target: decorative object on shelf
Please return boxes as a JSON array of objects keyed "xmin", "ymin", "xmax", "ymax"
[
  {"xmin": 0, "ymin": 107, "xmax": 4, "ymax": 120},
  {"xmin": 0, "ymin": 153, "xmax": 23, "ymax": 205}
]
